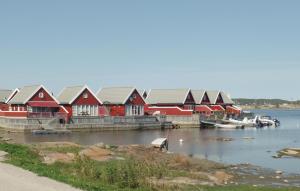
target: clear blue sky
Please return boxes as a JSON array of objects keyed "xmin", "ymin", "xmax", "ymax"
[{"xmin": 1, "ymin": 0, "xmax": 300, "ymax": 99}]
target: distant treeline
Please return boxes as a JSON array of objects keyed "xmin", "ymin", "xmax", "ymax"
[{"xmin": 233, "ymin": 98, "xmax": 300, "ymax": 105}]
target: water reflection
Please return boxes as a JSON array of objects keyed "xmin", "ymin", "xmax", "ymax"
[{"xmin": 5, "ymin": 109, "xmax": 300, "ymax": 174}]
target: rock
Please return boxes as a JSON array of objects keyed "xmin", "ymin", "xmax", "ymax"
[
  {"xmin": 242, "ymin": 137, "xmax": 255, "ymax": 140},
  {"xmin": 216, "ymin": 137, "xmax": 234, "ymax": 142},
  {"xmin": 0, "ymin": 151, "xmax": 8, "ymax": 157},
  {"xmin": 2, "ymin": 137, "xmax": 11, "ymax": 142},
  {"xmin": 105, "ymin": 145, "xmax": 111, "ymax": 149},
  {"xmin": 42, "ymin": 152, "xmax": 75, "ymax": 164},
  {"xmin": 213, "ymin": 171, "xmax": 233, "ymax": 184},
  {"xmin": 275, "ymin": 176, "xmax": 281, "ymax": 179},
  {"xmin": 0, "ymin": 151, "xmax": 8, "ymax": 162},
  {"xmin": 95, "ymin": 142, "xmax": 105, "ymax": 148},
  {"xmin": 259, "ymin": 176, "xmax": 264, "ymax": 179},
  {"xmin": 253, "ymin": 185, "xmax": 257, "ymax": 187},
  {"xmin": 79, "ymin": 146, "xmax": 113, "ymax": 161},
  {"xmin": 284, "ymin": 179, "xmax": 289, "ymax": 183}
]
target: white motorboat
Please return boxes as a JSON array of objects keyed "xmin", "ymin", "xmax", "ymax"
[
  {"xmin": 257, "ymin": 116, "xmax": 280, "ymax": 127},
  {"xmin": 215, "ymin": 123, "xmax": 244, "ymax": 129},
  {"xmin": 228, "ymin": 116, "xmax": 258, "ymax": 127}
]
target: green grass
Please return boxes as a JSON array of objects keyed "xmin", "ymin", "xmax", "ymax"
[{"xmin": 0, "ymin": 142, "xmax": 300, "ymax": 191}]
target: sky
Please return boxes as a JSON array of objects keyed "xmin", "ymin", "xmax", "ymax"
[{"xmin": 0, "ymin": 0, "xmax": 300, "ymax": 99}]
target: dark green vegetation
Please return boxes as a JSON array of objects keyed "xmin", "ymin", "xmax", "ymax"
[{"xmin": 0, "ymin": 142, "xmax": 299, "ymax": 191}]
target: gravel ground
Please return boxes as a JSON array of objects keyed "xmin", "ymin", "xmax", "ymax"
[{"xmin": 0, "ymin": 162, "xmax": 82, "ymax": 191}]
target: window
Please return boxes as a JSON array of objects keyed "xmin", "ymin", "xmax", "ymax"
[
  {"xmin": 72, "ymin": 105, "xmax": 78, "ymax": 116},
  {"xmin": 73, "ymin": 105, "xmax": 98, "ymax": 116},
  {"xmin": 125, "ymin": 105, "xmax": 144, "ymax": 116},
  {"xmin": 38, "ymin": 92, "xmax": 44, "ymax": 98},
  {"xmin": 83, "ymin": 92, "xmax": 88, "ymax": 99}
]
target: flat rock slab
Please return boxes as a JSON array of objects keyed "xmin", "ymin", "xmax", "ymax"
[
  {"xmin": 79, "ymin": 146, "xmax": 113, "ymax": 161},
  {"xmin": 0, "ymin": 163, "xmax": 82, "ymax": 191},
  {"xmin": 0, "ymin": 151, "xmax": 8, "ymax": 162}
]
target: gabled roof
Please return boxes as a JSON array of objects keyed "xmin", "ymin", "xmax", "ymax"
[
  {"xmin": 57, "ymin": 85, "xmax": 102, "ymax": 105},
  {"xmin": 191, "ymin": 89, "xmax": 207, "ymax": 104},
  {"xmin": 8, "ymin": 85, "xmax": 58, "ymax": 105},
  {"xmin": 220, "ymin": 91, "xmax": 234, "ymax": 104},
  {"xmin": 206, "ymin": 90, "xmax": 220, "ymax": 104},
  {"xmin": 97, "ymin": 87, "xmax": 138, "ymax": 105},
  {"xmin": 146, "ymin": 89, "xmax": 192, "ymax": 105},
  {"xmin": 0, "ymin": 89, "xmax": 13, "ymax": 103}
]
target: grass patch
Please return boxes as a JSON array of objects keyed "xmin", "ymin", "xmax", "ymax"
[{"xmin": 0, "ymin": 142, "xmax": 299, "ymax": 191}]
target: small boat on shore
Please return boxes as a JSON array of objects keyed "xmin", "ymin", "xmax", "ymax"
[{"xmin": 200, "ymin": 120, "xmax": 217, "ymax": 129}]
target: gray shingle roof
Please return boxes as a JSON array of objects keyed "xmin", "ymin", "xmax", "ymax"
[
  {"xmin": 8, "ymin": 85, "xmax": 42, "ymax": 104},
  {"xmin": 0, "ymin": 89, "xmax": 13, "ymax": 103},
  {"xmin": 97, "ymin": 87, "xmax": 136, "ymax": 104},
  {"xmin": 220, "ymin": 91, "xmax": 234, "ymax": 104},
  {"xmin": 57, "ymin": 85, "xmax": 87, "ymax": 104},
  {"xmin": 206, "ymin": 90, "xmax": 220, "ymax": 104},
  {"xmin": 191, "ymin": 90, "xmax": 206, "ymax": 104},
  {"xmin": 146, "ymin": 89, "xmax": 191, "ymax": 105}
]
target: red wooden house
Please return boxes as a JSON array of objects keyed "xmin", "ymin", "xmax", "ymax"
[
  {"xmin": 97, "ymin": 87, "xmax": 145, "ymax": 116},
  {"xmin": 3, "ymin": 85, "xmax": 67, "ymax": 118},
  {"xmin": 57, "ymin": 85, "xmax": 103, "ymax": 120},
  {"xmin": 220, "ymin": 92, "xmax": 241, "ymax": 115},
  {"xmin": 0, "ymin": 89, "xmax": 19, "ymax": 111},
  {"xmin": 206, "ymin": 90, "xmax": 241, "ymax": 116},
  {"xmin": 192, "ymin": 90, "xmax": 213, "ymax": 116},
  {"xmin": 145, "ymin": 89, "xmax": 195, "ymax": 116}
]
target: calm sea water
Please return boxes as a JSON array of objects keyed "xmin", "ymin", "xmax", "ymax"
[{"xmin": 8, "ymin": 109, "xmax": 300, "ymax": 174}]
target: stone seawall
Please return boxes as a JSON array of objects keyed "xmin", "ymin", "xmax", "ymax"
[{"xmin": 0, "ymin": 116, "xmax": 172, "ymax": 131}]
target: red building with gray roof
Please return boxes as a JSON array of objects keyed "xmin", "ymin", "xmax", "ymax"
[
  {"xmin": 145, "ymin": 89, "xmax": 195, "ymax": 115},
  {"xmin": 57, "ymin": 85, "xmax": 103, "ymax": 120},
  {"xmin": 0, "ymin": 89, "xmax": 19, "ymax": 111},
  {"xmin": 192, "ymin": 90, "xmax": 213, "ymax": 116},
  {"xmin": 2, "ymin": 85, "xmax": 67, "ymax": 118},
  {"xmin": 97, "ymin": 87, "xmax": 145, "ymax": 116}
]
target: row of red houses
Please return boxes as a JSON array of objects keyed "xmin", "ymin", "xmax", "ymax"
[{"xmin": 0, "ymin": 85, "xmax": 241, "ymax": 122}]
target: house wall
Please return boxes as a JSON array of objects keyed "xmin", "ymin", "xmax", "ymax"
[
  {"xmin": 184, "ymin": 91, "xmax": 195, "ymax": 105},
  {"xmin": 215, "ymin": 94, "xmax": 224, "ymax": 104},
  {"xmin": 73, "ymin": 89, "xmax": 100, "ymax": 105},
  {"xmin": 195, "ymin": 105, "xmax": 213, "ymax": 116},
  {"xmin": 0, "ymin": 103, "xmax": 9, "ymax": 111},
  {"xmin": 0, "ymin": 111, "xmax": 28, "ymax": 117},
  {"xmin": 145, "ymin": 105, "xmax": 193, "ymax": 116},
  {"xmin": 226, "ymin": 106, "xmax": 241, "ymax": 115},
  {"xmin": 201, "ymin": 93, "xmax": 211, "ymax": 104},
  {"xmin": 11, "ymin": 87, "xmax": 56, "ymax": 110},
  {"xmin": 61, "ymin": 89, "xmax": 102, "ymax": 120},
  {"xmin": 210, "ymin": 105, "xmax": 225, "ymax": 111},
  {"xmin": 106, "ymin": 89, "xmax": 145, "ymax": 116},
  {"xmin": 30, "ymin": 88, "xmax": 55, "ymax": 102},
  {"xmin": 125, "ymin": 90, "xmax": 145, "ymax": 105},
  {"xmin": 106, "ymin": 105, "xmax": 126, "ymax": 116}
]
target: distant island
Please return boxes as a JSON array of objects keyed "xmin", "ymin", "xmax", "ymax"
[{"xmin": 233, "ymin": 98, "xmax": 300, "ymax": 110}]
